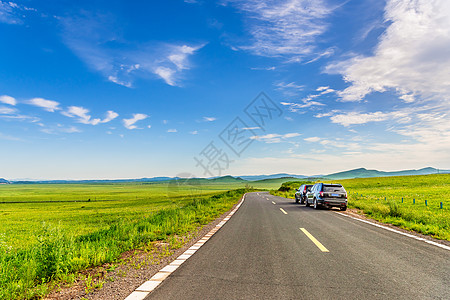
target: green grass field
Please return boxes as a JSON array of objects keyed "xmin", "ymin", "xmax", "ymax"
[
  {"xmin": 0, "ymin": 178, "xmax": 292, "ymax": 299},
  {"xmin": 270, "ymin": 174, "xmax": 450, "ymax": 241},
  {"xmin": 0, "ymin": 179, "xmax": 289, "ymax": 250}
]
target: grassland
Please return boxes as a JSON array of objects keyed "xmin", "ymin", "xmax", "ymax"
[
  {"xmin": 0, "ymin": 178, "xmax": 293, "ymax": 299},
  {"xmin": 270, "ymin": 174, "xmax": 450, "ymax": 241}
]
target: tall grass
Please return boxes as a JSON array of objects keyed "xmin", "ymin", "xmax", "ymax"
[{"xmin": 0, "ymin": 188, "xmax": 250, "ymax": 299}]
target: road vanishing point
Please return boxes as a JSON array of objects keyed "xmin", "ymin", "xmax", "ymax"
[{"xmin": 144, "ymin": 192, "xmax": 449, "ymax": 299}]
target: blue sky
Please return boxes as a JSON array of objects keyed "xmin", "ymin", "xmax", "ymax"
[{"xmin": 1, "ymin": 0, "xmax": 449, "ymax": 180}]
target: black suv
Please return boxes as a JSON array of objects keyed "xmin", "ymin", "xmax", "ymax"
[
  {"xmin": 306, "ymin": 183, "xmax": 347, "ymax": 210},
  {"xmin": 294, "ymin": 184, "xmax": 313, "ymax": 204}
]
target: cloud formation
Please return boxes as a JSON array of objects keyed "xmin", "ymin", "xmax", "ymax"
[
  {"xmin": 0, "ymin": 95, "xmax": 16, "ymax": 105},
  {"xmin": 62, "ymin": 106, "xmax": 118, "ymax": 125},
  {"xmin": 27, "ymin": 98, "xmax": 60, "ymax": 112},
  {"xmin": 251, "ymin": 132, "xmax": 300, "ymax": 143},
  {"xmin": 326, "ymin": 0, "xmax": 450, "ymax": 103},
  {"xmin": 123, "ymin": 113, "xmax": 147, "ymax": 129},
  {"xmin": 225, "ymin": 0, "xmax": 334, "ymax": 61},
  {"xmin": 60, "ymin": 12, "xmax": 204, "ymax": 87}
]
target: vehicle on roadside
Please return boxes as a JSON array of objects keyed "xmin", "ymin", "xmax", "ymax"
[
  {"xmin": 305, "ymin": 183, "xmax": 347, "ymax": 211},
  {"xmin": 294, "ymin": 184, "xmax": 313, "ymax": 204}
]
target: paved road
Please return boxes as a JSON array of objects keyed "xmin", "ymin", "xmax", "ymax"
[{"xmin": 146, "ymin": 192, "xmax": 449, "ymax": 299}]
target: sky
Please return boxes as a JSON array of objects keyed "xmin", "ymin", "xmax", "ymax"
[{"xmin": 0, "ymin": 0, "xmax": 449, "ymax": 180}]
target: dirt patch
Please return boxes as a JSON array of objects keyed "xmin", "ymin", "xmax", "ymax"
[{"xmin": 44, "ymin": 199, "xmax": 243, "ymax": 300}]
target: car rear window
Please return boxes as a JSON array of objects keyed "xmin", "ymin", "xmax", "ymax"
[{"xmin": 323, "ymin": 185, "xmax": 345, "ymax": 192}]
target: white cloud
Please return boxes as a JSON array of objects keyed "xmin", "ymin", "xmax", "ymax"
[
  {"xmin": 274, "ymin": 81, "xmax": 305, "ymax": 96},
  {"xmin": 304, "ymin": 136, "xmax": 321, "ymax": 143},
  {"xmin": 326, "ymin": 0, "xmax": 450, "ymax": 103},
  {"xmin": 0, "ymin": 1, "xmax": 27, "ymax": 24},
  {"xmin": 0, "ymin": 95, "xmax": 16, "ymax": 105},
  {"xmin": 60, "ymin": 13, "xmax": 204, "ymax": 87},
  {"xmin": 27, "ymin": 98, "xmax": 60, "ymax": 112},
  {"xmin": 281, "ymin": 98, "xmax": 325, "ymax": 113},
  {"xmin": 330, "ymin": 111, "xmax": 390, "ymax": 127},
  {"xmin": 242, "ymin": 127, "xmax": 260, "ymax": 130},
  {"xmin": 153, "ymin": 67, "xmax": 176, "ymax": 86},
  {"xmin": 102, "ymin": 110, "xmax": 119, "ymax": 123},
  {"xmin": 251, "ymin": 132, "xmax": 300, "ymax": 143},
  {"xmin": 225, "ymin": 0, "xmax": 334, "ymax": 61},
  {"xmin": 203, "ymin": 117, "xmax": 216, "ymax": 122},
  {"xmin": 190, "ymin": 130, "xmax": 198, "ymax": 135},
  {"xmin": 0, "ymin": 106, "xmax": 16, "ymax": 114},
  {"xmin": 62, "ymin": 106, "xmax": 100, "ymax": 125},
  {"xmin": 63, "ymin": 106, "xmax": 117, "ymax": 125},
  {"xmin": 167, "ymin": 129, "xmax": 177, "ymax": 133},
  {"xmin": 327, "ymin": 108, "xmax": 421, "ymax": 127},
  {"xmin": 251, "ymin": 66, "xmax": 276, "ymax": 71},
  {"xmin": 123, "ymin": 113, "xmax": 147, "ymax": 130},
  {"xmin": 40, "ymin": 125, "xmax": 82, "ymax": 135}
]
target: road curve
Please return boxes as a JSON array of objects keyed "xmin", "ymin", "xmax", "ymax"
[{"xmin": 145, "ymin": 192, "xmax": 449, "ymax": 299}]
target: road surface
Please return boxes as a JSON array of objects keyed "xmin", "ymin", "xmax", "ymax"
[{"xmin": 145, "ymin": 192, "xmax": 449, "ymax": 299}]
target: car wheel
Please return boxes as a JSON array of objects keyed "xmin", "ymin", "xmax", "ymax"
[
  {"xmin": 314, "ymin": 198, "xmax": 319, "ymax": 209},
  {"xmin": 300, "ymin": 196, "xmax": 304, "ymax": 204},
  {"xmin": 295, "ymin": 196, "xmax": 299, "ymax": 203},
  {"xmin": 305, "ymin": 199, "xmax": 310, "ymax": 207},
  {"xmin": 340, "ymin": 206, "xmax": 347, "ymax": 211}
]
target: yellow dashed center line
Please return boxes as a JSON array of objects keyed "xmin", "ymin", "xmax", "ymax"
[
  {"xmin": 271, "ymin": 201, "xmax": 276, "ymax": 205},
  {"xmin": 300, "ymin": 228, "xmax": 329, "ymax": 252},
  {"xmin": 279, "ymin": 208, "xmax": 288, "ymax": 214}
]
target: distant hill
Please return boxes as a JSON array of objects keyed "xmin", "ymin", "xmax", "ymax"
[
  {"xmin": 240, "ymin": 173, "xmax": 307, "ymax": 181},
  {"xmin": 8, "ymin": 167, "xmax": 449, "ymax": 184},
  {"xmin": 0, "ymin": 178, "xmax": 10, "ymax": 184},
  {"xmin": 323, "ymin": 167, "xmax": 448, "ymax": 180},
  {"xmin": 210, "ymin": 175, "xmax": 246, "ymax": 183}
]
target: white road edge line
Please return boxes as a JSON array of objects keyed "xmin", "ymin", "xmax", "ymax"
[
  {"xmin": 271, "ymin": 201, "xmax": 276, "ymax": 205},
  {"xmin": 335, "ymin": 212, "xmax": 450, "ymax": 251},
  {"xmin": 279, "ymin": 208, "xmax": 288, "ymax": 215},
  {"xmin": 124, "ymin": 193, "xmax": 248, "ymax": 300}
]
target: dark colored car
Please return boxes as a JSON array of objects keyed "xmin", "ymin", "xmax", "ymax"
[
  {"xmin": 306, "ymin": 183, "xmax": 347, "ymax": 210},
  {"xmin": 294, "ymin": 184, "xmax": 313, "ymax": 204}
]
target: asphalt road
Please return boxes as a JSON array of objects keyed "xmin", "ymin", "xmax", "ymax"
[{"xmin": 146, "ymin": 192, "xmax": 449, "ymax": 300}]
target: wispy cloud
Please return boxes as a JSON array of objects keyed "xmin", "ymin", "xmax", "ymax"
[
  {"xmin": 0, "ymin": 132, "xmax": 22, "ymax": 141},
  {"xmin": 304, "ymin": 136, "xmax": 321, "ymax": 143},
  {"xmin": 0, "ymin": 106, "xmax": 16, "ymax": 114},
  {"xmin": 0, "ymin": 1, "xmax": 36, "ymax": 24},
  {"xmin": 40, "ymin": 125, "xmax": 81, "ymax": 135},
  {"xmin": 225, "ymin": 0, "xmax": 334, "ymax": 61},
  {"xmin": 0, "ymin": 95, "xmax": 16, "ymax": 105},
  {"xmin": 281, "ymin": 98, "xmax": 325, "ymax": 113},
  {"xmin": 27, "ymin": 98, "xmax": 60, "ymax": 112},
  {"xmin": 274, "ymin": 81, "xmax": 305, "ymax": 96},
  {"xmin": 123, "ymin": 113, "xmax": 147, "ymax": 130},
  {"xmin": 190, "ymin": 130, "xmax": 198, "ymax": 135},
  {"xmin": 167, "ymin": 129, "xmax": 177, "ymax": 133},
  {"xmin": 62, "ymin": 106, "xmax": 118, "ymax": 125},
  {"xmin": 60, "ymin": 12, "xmax": 204, "ymax": 87},
  {"xmin": 203, "ymin": 116, "xmax": 216, "ymax": 122},
  {"xmin": 326, "ymin": 0, "xmax": 450, "ymax": 103},
  {"xmin": 251, "ymin": 132, "xmax": 300, "ymax": 143}
]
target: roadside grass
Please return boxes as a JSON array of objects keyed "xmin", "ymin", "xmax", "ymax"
[
  {"xmin": 0, "ymin": 188, "xmax": 253, "ymax": 299},
  {"xmin": 270, "ymin": 174, "xmax": 450, "ymax": 241}
]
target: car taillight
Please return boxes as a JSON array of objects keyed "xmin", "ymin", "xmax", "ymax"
[
  {"xmin": 319, "ymin": 191, "xmax": 323, "ymax": 197},
  {"xmin": 304, "ymin": 186, "xmax": 307, "ymax": 192},
  {"xmin": 345, "ymin": 193, "xmax": 347, "ymax": 198}
]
